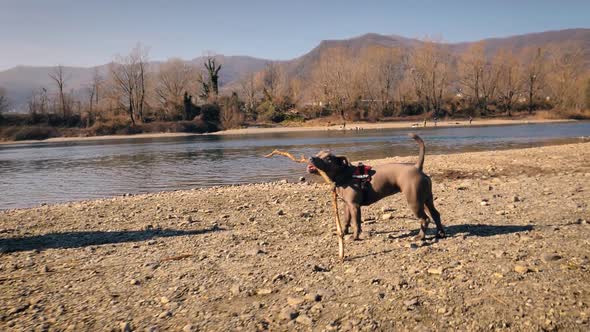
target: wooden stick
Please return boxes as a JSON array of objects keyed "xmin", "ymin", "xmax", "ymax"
[
  {"xmin": 331, "ymin": 189, "xmax": 345, "ymax": 262},
  {"xmin": 265, "ymin": 149, "xmax": 345, "ymax": 262}
]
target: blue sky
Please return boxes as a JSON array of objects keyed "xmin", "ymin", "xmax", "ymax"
[{"xmin": 1, "ymin": 0, "xmax": 588, "ymax": 70}]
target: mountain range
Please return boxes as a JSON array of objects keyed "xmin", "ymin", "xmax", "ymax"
[{"xmin": 1, "ymin": 28, "xmax": 588, "ymax": 111}]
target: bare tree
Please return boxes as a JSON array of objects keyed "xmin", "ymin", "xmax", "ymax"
[
  {"xmin": 109, "ymin": 43, "xmax": 150, "ymax": 125},
  {"xmin": 311, "ymin": 47, "xmax": 358, "ymax": 120},
  {"xmin": 0, "ymin": 87, "xmax": 8, "ymax": 115},
  {"xmin": 239, "ymin": 72, "xmax": 259, "ymax": 117},
  {"xmin": 494, "ymin": 49, "xmax": 521, "ymax": 116},
  {"xmin": 220, "ymin": 92, "xmax": 244, "ymax": 129},
  {"xmin": 155, "ymin": 58, "xmax": 197, "ymax": 119},
  {"xmin": 358, "ymin": 45, "xmax": 405, "ymax": 118},
  {"xmin": 49, "ymin": 65, "xmax": 69, "ymax": 117},
  {"xmin": 520, "ymin": 47, "xmax": 547, "ymax": 114},
  {"xmin": 198, "ymin": 57, "xmax": 222, "ymax": 102},
  {"xmin": 261, "ymin": 61, "xmax": 285, "ymax": 102},
  {"xmin": 458, "ymin": 42, "xmax": 500, "ymax": 113},
  {"xmin": 409, "ymin": 39, "xmax": 452, "ymax": 117},
  {"xmin": 84, "ymin": 68, "xmax": 103, "ymax": 119},
  {"xmin": 547, "ymin": 45, "xmax": 586, "ymax": 109}
]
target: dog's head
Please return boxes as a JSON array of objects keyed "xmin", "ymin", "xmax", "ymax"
[{"xmin": 308, "ymin": 150, "xmax": 350, "ymax": 179}]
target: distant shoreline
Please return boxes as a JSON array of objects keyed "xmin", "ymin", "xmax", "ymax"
[{"xmin": 0, "ymin": 118, "xmax": 577, "ymax": 146}]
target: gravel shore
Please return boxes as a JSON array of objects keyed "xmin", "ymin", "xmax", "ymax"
[{"xmin": 1, "ymin": 143, "xmax": 589, "ymax": 331}]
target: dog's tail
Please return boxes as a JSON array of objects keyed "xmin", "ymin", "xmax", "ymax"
[{"xmin": 407, "ymin": 133, "xmax": 425, "ymax": 171}]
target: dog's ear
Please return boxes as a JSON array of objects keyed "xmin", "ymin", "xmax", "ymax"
[{"xmin": 336, "ymin": 156, "xmax": 350, "ymax": 166}]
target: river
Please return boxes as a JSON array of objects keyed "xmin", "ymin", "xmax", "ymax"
[{"xmin": 1, "ymin": 122, "xmax": 588, "ymax": 209}]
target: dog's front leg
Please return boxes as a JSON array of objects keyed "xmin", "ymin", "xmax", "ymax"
[
  {"xmin": 342, "ymin": 204, "xmax": 351, "ymax": 235},
  {"xmin": 349, "ymin": 204, "xmax": 362, "ymax": 240}
]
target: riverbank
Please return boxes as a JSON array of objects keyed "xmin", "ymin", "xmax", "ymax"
[
  {"xmin": 1, "ymin": 142, "xmax": 589, "ymax": 330},
  {"xmin": 0, "ymin": 118, "xmax": 577, "ymax": 145}
]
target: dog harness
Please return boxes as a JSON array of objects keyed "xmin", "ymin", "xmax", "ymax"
[{"xmin": 352, "ymin": 163, "xmax": 372, "ymax": 185}]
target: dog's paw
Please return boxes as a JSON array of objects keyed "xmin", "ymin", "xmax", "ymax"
[{"xmin": 414, "ymin": 234, "xmax": 426, "ymax": 241}]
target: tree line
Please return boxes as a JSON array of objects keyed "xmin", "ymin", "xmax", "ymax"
[{"xmin": 1, "ymin": 39, "xmax": 589, "ymax": 139}]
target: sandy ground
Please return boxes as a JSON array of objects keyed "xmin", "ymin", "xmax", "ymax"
[
  {"xmin": 0, "ymin": 118, "xmax": 575, "ymax": 146},
  {"xmin": 1, "ymin": 142, "xmax": 589, "ymax": 331}
]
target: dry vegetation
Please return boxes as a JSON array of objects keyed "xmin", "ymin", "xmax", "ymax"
[{"xmin": 1, "ymin": 40, "xmax": 589, "ymax": 141}]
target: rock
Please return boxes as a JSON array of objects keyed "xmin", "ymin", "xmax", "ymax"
[
  {"xmin": 492, "ymin": 250, "xmax": 505, "ymax": 258},
  {"xmin": 495, "ymin": 210, "xmax": 506, "ymax": 216},
  {"xmin": 287, "ymin": 296, "xmax": 305, "ymax": 306},
  {"xmin": 230, "ymin": 284, "xmax": 242, "ymax": 296},
  {"xmin": 312, "ymin": 265, "xmax": 330, "ymax": 272},
  {"xmin": 512, "ymin": 196, "xmax": 521, "ymax": 202},
  {"xmin": 480, "ymin": 200, "xmax": 489, "ymax": 206},
  {"xmin": 158, "ymin": 310, "xmax": 172, "ymax": 319},
  {"xmin": 280, "ymin": 179, "xmax": 289, "ymax": 184},
  {"xmin": 160, "ymin": 296, "xmax": 170, "ymax": 304},
  {"xmin": 304, "ymin": 293, "xmax": 322, "ymax": 302},
  {"xmin": 427, "ymin": 267, "xmax": 444, "ymax": 275},
  {"xmin": 248, "ymin": 216, "xmax": 256, "ymax": 222},
  {"xmin": 184, "ymin": 216, "xmax": 194, "ymax": 223},
  {"xmin": 381, "ymin": 213, "xmax": 393, "ymax": 220},
  {"xmin": 129, "ymin": 278, "xmax": 139, "ymax": 285},
  {"xmin": 299, "ymin": 176, "xmax": 306, "ymax": 182},
  {"xmin": 182, "ymin": 324, "xmax": 195, "ymax": 332},
  {"xmin": 257, "ymin": 288, "xmax": 273, "ymax": 295},
  {"xmin": 541, "ymin": 253, "xmax": 562, "ymax": 263},
  {"xmin": 295, "ymin": 314, "xmax": 313, "ymax": 326},
  {"xmin": 279, "ymin": 307, "xmax": 299, "ymax": 321},
  {"xmin": 381, "ymin": 207, "xmax": 395, "ymax": 212},
  {"xmin": 514, "ymin": 265, "xmax": 529, "ymax": 274},
  {"xmin": 277, "ymin": 210, "xmax": 285, "ymax": 216},
  {"xmin": 120, "ymin": 322, "xmax": 132, "ymax": 332},
  {"xmin": 456, "ymin": 183, "xmax": 469, "ymax": 190},
  {"xmin": 404, "ymin": 298, "xmax": 419, "ymax": 307}
]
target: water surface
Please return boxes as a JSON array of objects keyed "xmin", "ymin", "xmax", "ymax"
[{"xmin": 1, "ymin": 122, "xmax": 588, "ymax": 210}]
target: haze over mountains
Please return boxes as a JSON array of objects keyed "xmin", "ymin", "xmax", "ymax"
[{"xmin": 1, "ymin": 28, "xmax": 588, "ymax": 111}]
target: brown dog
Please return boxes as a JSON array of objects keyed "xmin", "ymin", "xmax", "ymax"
[{"xmin": 308, "ymin": 133, "xmax": 445, "ymax": 241}]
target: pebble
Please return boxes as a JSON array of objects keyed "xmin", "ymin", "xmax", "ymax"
[
  {"xmin": 514, "ymin": 265, "xmax": 529, "ymax": 274},
  {"xmin": 295, "ymin": 314, "xmax": 313, "ymax": 326},
  {"xmin": 230, "ymin": 284, "xmax": 242, "ymax": 296},
  {"xmin": 277, "ymin": 210, "xmax": 285, "ymax": 216},
  {"xmin": 279, "ymin": 307, "xmax": 299, "ymax": 321},
  {"xmin": 257, "ymin": 288, "xmax": 273, "ymax": 295},
  {"xmin": 183, "ymin": 324, "xmax": 195, "ymax": 332},
  {"xmin": 304, "ymin": 293, "xmax": 322, "ymax": 302},
  {"xmin": 541, "ymin": 253, "xmax": 562, "ymax": 263},
  {"xmin": 158, "ymin": 310, "xmax": 171, "ymax": 319},
  {"xmin": 404, "ymin": 298, "xmax": 419, "ymax": 307},
  {"xmin": 287, "ymin": 296, "xmax": 305, "ymax": 306},
  {"xmin": 381, "ymin": 213, "xmax": 393, "ymax": 220},
  {"xmin": 427, "ymin": 267, "xmax": 444, "ymax": 275},
  {"xmin": 120, "ymin": 322, "xmax": 132, "ymax": 332},
  {"xmin": 480, "ymin": 200, "xmax": 489, "ymax": 206},
  {"xmin": 129, "ymin": 279, "xmax": 139, "ymax": 285}
]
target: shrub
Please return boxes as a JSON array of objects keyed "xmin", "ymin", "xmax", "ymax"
[{"xmin": 6, "ymin": 126, "xmax": 59, "ymax": 141}]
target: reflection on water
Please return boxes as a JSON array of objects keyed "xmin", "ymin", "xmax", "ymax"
[{"xmin": 1, "ymin": 122, "xmax": 589, "ymax": 209}]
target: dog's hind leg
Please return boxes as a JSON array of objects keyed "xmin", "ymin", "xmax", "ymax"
[{"xmin": 425, "ymin": 197, "xmax": 445, "ymax": 238}]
